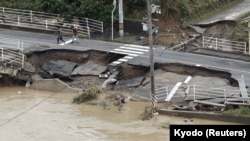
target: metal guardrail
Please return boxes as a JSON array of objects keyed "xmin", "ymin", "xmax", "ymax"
[
  {"xmin": 0, "ymin": 48, "xmax": 25, "ymax": 68},
  {"xmin": 0, "ymin": 36, "xmax": 64, "ymax": 68},
  {"xmin": 0, "ymin": 38, "xmax": 25, "ymax": 68},
  {"xmin": 155, "ymin": 84, "xmax": 186, "ymax": 102},
  {"xmin": 155, "ymin": 84, "xmax": 250, "ymax": 105},
  {"xmin": 0, "ymin": 7, "xmax": 104, "ymax": 38},
  {"xmin": 202, "ymin": 36, "xmax": 248, "ymax": 54},
  {"xmin": 81, "ymin": 18, "xmax": 103, "ymax": 33}
]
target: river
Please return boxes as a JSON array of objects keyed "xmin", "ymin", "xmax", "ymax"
[{"xmin": 0, "ymin": 86, "xmax": 236, "ymax": 141}]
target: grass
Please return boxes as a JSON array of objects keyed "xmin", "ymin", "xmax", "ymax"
[
  {"xmin": 113, "ymin": 100, "xmax": 123, "ymax": 111},
  {"xmin": 72, "ymin": 87, "xmax": 101, "ymax": 104},
  {"xmin": 223, "ymin": 106, "xmax": 250, "ymax": 116},
  {"xmin": 139, "ymin": 105, "xmax": 154, "ymax": 121},
  {"xmin": 231, "ymin": 11, "xmax": 250, "ymax": 41}
]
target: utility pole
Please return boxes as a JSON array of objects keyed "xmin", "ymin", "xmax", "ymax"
[
  {"xmin": 146, "ymin": 0, "xmax": 156, "ymax": 114},
  {"xmin": 111, "ymin": 0, "xmax": 116, "ymax": 41},
  {"xmin": 118, "ymin": 0, "xmax": 124, "ymax": 37},
  {"xmin": 248, "ymin": 20, "xmax": 250, "ymax": 54}
]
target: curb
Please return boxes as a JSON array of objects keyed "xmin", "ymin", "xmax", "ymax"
[
  {"xmin": 0, "ymin": 24, "xmax": 55, "ymax": 35},
  {"xmin": 157, "ymin": 109, "xmax": 250, "ymax": 124}
]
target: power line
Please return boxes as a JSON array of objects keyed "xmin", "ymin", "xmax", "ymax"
[{"xmin": 0, "ymin": 86, "xmax": 68, "ymax": 128}]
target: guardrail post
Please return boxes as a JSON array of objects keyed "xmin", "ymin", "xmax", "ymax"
[
  {"xmin": 166, "ymin": 86, "xmax": 168, "ymax": 96},
  {"xmin": 224, "ymin": 89, "xmax": 226, "ymax": 101},
  {"xmin": 85, "ymin": 18, "xmax": 89, "ymax": 28},
  {"xmin": 22, "ymin": 55, "xmax": 25, "ymax": 68},
  {"xmin": 18, "ymin": 16, "xmax": 20, "ymax": 26},
  {"xmin": 248, "ymin": 21, "xmax": 250, "ymax": 55},
  {"xmin": 244, "ymin": 42, "xmax": 246, "ymax": 54},
  {"xmin": 216, "ymin": 38, "xmax": 218, "ymax": 50},
  {"xmin": 45, "ymin": 20, "xmax": 48, "ymax": 29},
  {"xmin": 1, "ymin": 48, "xmax": 3, "ymax": 62},
  {"xmin": 21, "ymin": 41, "xmax": 24, "ymax": 53},
  {"xmin": 30, "ymin": 10, "xmax": 33, "ymax": 23},
  {"xmin": 101, "ymin": 21, "xmax": 104, "ymax": 33},
  {"xmin": 2, "ymin": 7, "xmax": 4, "ymax": 14},
  {"xmin": 202, "ymin": 36, "xmax": 204, "ymax": 48},
  {"xmin": 87, "ymin": 26, "xmax": 90, "ymax": 38},
  {"xmin": 18, "ymin": 40, "xmax": 20, "ymax": 50},
  {"xmin": 193, "ymin": 85, "xmax": 196, "ymax": 100}
]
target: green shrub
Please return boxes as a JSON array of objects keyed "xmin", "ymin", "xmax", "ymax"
[
  {"xmin": 223, "ymin": 106, "xmax": 250, "ymax": 116},
  {"xmin": 73, "ymin": 87, "xmax": 101, "ymax": 104},
  {"xmin": 139, "ymin": 105, "xmax": 154, "ymax": 120}
]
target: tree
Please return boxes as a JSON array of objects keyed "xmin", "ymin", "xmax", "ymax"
[{"xmin": 36, "ymin": 0, "xmax": 114, "ymax": 22}]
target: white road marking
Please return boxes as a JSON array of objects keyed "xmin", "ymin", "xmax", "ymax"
[
  {"xmin": 109, "ymin": 44, "xmax": 150, "ymax": 66},
  {"xmin": 118, "ymin": 58, "xmax": 128, "ymax": 62},
  {"xmin": 125, "ymin": 44, "xmax": 150, "ymax": 49},
  {"xmin": 120, "ymin": 46, "xmax": 149, "ymax": 52},
  {"xmin": 124, "ymin": 56, "xmax": 134, "ymax": 59},
  {"xmin": 112, "ymin": 61, "xmax": 122, "ymax": 64},
  {"xmin": 110, "ymin": 50, "xmax": 138, "ymax": 56},
  {"xmin": 114, "ymin": 49, "xmax": 144, "ymax": 54}
]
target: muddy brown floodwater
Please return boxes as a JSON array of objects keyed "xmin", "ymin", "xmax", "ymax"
[{"xmin": 0, "ymin": 86, "xmax": 238, "ymax": 141}]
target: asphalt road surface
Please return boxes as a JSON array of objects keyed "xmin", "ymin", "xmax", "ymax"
[{"xmin": 0, "ymin": 28, "xmax": 250, "ymax": 85}]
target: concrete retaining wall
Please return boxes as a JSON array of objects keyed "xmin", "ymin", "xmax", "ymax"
[{"xmin": 158, "ymin": 109, "xmax": 250, "ymax": 124}]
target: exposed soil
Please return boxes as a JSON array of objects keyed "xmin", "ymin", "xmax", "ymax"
[
  {"xmin": 20, "ymin": 50, "xmax": 239, "ymax": 89},
  {"xmin": 0, "ymin": 75, "xmax": 25, "ymax": 87},
  {"xmin": 150, "ymin": 12, "xmax": 247, "ymax": 50},
  {"xmin": 152, "ymin": 13, "xmax": 192, "ymax": 48},
  {"xmin": 14, "ymin": 49, "xmax": 244, "ymax": 116}
]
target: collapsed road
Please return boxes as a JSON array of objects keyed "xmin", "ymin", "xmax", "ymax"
[{"xmin": 0, "ymin": 38, "xmax": 249, "ymax": 110}]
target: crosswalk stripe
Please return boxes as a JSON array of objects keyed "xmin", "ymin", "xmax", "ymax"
[
  {"xmin": 119, "ymin": 46, "xmax": 149, "ymax": 52},
  {"xmin": 124, "ymin": 56, "xmax": 133, "ymax": 59},
  {"xmin": 125, "ymin": 44, "xmax": 150, "ymax": 49},
  {"xmin": 114, "ymin": 48, "xmax": 144, "ymax": 54},
  {"xmin": 110, "ymin": 51, "xmax": 138, "ymax": 56},
  {"xmin": 118, "ymin": 58, "xmax": 128, "ymax": 62},
  {"xmin": 112, "ymin": 61, "xmax": 122, "ymax": 64},
  {"xmin": 109, "ymin": 44, "xmax": 150, "ymax": 67}
]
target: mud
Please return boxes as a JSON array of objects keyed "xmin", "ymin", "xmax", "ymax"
[{"xmin": 0, "ymin": 87, "xmax": 238, "ymax": 141}]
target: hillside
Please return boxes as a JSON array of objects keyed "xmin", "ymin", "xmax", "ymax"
[{"xmin": 150, "ymin": 0, "xmax": 247, "ymax": 48}]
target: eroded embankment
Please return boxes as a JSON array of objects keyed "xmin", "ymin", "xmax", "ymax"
[{"xmin": 0, "ymin": 49, "xmax": 238, "ymax": 90}]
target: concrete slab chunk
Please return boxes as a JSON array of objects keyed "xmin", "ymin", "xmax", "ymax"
[
  {"xmin": 42, "ymin": 60, "xmax": 77, "ymax": 77},
  {"xmin": 72, "ymin": 63, "xmax": 107, "ymax": 76},
  {"xmin": 115, "ymin": 76, "xmax": 144, "ymax": 89}
]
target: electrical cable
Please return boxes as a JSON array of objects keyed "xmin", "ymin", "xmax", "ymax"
[{"xmin": 0, "ymin": 84, "xmax": 70, "ymax": 128}]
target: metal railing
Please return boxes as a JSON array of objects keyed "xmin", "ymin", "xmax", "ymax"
[
  {"xmin": 202, "ymin": 36, "xmax": 247, "ymax": 54},
  {"xmin": 0, "ymin": 36, "xmax": 65, "ymax": 68},
  {"xmin": 60, "ymin": 22, "xmax": 90, "ymax": 38},
  {"xmin": 155, "ymin": 84, "xmax": 250, "ymax": 105},
  {"xmin": 81, "ymin": 18, "xmax": 103, "ymax": 33},
  {"xmin": 0, "ymin": 7, "xmax": 104, "ymax": 38},
  {"xmin": 0, "ymin": 38, "xmax": 25, "ymax": 68},
  {"xmin": 0, "ymin": 48, "xmax": 25, "ymax": 68},
  {"xmin": 155, "ymin": 84, "xmax": 186, "ymax": 102},
  {"xmin": 0, "ymin": 7, "xmax": 59, "ymax": 29}
]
